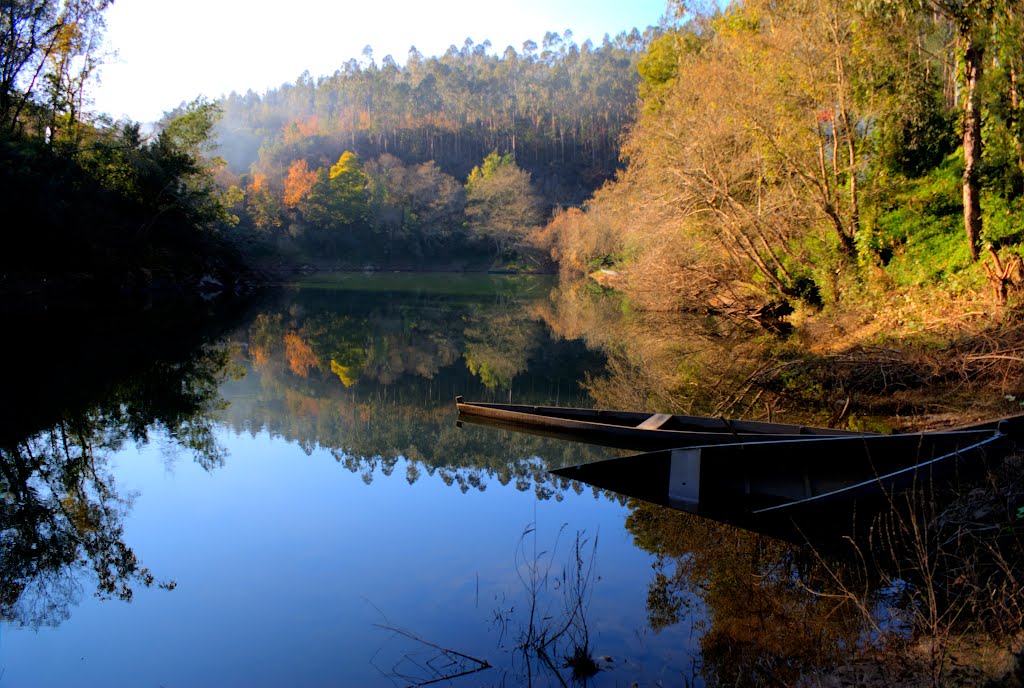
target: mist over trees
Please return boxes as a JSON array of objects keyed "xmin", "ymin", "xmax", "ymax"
[{"xmin": 213, "ymin": 29, "xmax": 656, "ymax": 264}]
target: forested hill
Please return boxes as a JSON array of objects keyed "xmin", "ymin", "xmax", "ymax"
[{"xmin": 214, "ymin": 29, "xmax": 654, "ymax": 208}]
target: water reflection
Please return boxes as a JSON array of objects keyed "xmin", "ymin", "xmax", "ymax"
[
  {"xmin": 529, "ymin": 279, "xmax": 779, "ymax": 419},
  {"xmin": 626, "ymin": 501, "xmax": 868, "ymax": 684},
  {"xmin": 371, "ymin": 525, "xmax": 606, "ymax": 688},
  {"xmin": 219, "ymin": 275, "xmax": 613, "ymax": 494},
  {"xmin": 0, "ymin": 275, "xmax": 624, "ymax": 637},
  {"xmin": 0, "ymin": 341, "xmax": 233, "ymax": 627},
  {"xmin": 498, "ymin": 527, "xmax": 604, "ymax": 687},
  {"xmin": 5, "ymin": 275, "xmax": 1016, "ymax": 686}
]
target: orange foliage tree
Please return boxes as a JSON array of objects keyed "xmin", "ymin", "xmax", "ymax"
[
  {"xmin": 282, "ymin": 116, "xmax": 320, "ymax": 145},
  {"xmin": 283, "ymin": 160, "xmax": 318, "ymax": 208},
  {"xmin": 284, "ymin": 332, "xmax": 320, "ymax": 377}
]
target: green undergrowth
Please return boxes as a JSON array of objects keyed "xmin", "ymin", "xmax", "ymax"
[
  {"xmin": 862, "ymin": 150, "xmax": 1023, "ymax": 300},
  {"xmin": 867, "ymin": 153, "xmax": 973, "ymax": 288},
  {"xmin": 983, "ymin": 193, "xmax": 1024, "ymax": 250}
]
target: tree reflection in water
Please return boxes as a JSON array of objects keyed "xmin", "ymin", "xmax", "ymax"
[
  {"xmin": 221, "ymin": 276, "xmax": 902, "ymax": 684},
  {"xmin": 626, "ymin": 502, "xmax": 869, "ymax": 685},
  {"xmin": 536, "ymin": 278, "xmax": 1024, "ymax": 683},
  {"xmin": 0, "ymin": 343, "xmax": 234, "ymax": 628},
  {"xmin": 6, "ymin": 276, "xmax": 1017, "ymax": 683},
  {"xmin": 220, "ymin": 276, "xmax": 612, "ymax": 494}
]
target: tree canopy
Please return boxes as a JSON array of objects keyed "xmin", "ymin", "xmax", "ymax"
[
  {"xmin": 465, "ymin": 150, "xmax": 543, "ymax": 254},
  {"xmin": 535, "ymin": 0, "xmax": 1024, "ymax": 313}
]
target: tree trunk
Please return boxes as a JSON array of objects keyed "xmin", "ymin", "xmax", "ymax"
[
  {"xmin": 961, "ymin": 35, "xmax": 984, "ymax": 261},
  {"xmin": 838, "ymin": 108, "xmax": 859, "ymax": 240},
  {"xmin": 1011, "ymin": 60, "xmax": 1024, "ymax": 191}
]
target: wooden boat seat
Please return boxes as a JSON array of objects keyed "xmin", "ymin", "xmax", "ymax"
[{"xmin": 636, "ymin": 413, "xmax": 673, "ymax": 430}]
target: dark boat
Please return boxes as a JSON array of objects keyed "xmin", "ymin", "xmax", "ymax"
[
  {"xmin": 458, "ymin": 397, "xmax": 1023, "ymax": 542},
  {"xmin": 551, "ymin": 422, "xmax": 1019, "ymax": 543},
  {"xmin": 455, "ymin": 398, "xmax": 872, "ymax": 451}
]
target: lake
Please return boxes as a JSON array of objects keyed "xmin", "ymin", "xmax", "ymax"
[{"xmin": 0, "ymin": 273, "xmax": 873, "ymax": 687}]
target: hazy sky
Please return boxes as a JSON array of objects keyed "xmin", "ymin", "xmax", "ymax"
[{"xmin": 93, "ymin": 0, "xmax": 671, "ymax": 123}]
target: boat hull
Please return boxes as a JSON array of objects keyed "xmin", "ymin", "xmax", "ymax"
[
  {"xmin": 456, "ymin": 400, "xmax": 869, "ymax": 451},
  {"xmin": 552, "ymin": 429, "xmax": 1011, "ymax": 531}
]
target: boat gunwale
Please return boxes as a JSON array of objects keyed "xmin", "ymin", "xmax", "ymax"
[{"xmin": 456, "ymin": 400, "xmax": 871, "ymax": 437}]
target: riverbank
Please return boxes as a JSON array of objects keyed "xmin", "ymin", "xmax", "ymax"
[
  {"xmin": 778, "ymin": 274, "xmax": 1024, "ymax": 430},
  {"xmin": 576, "ymin": 258, "xmax": 1024, "ymax": 431},
  {"xmin": 809, "ymin": 633, "xmax": 1024, "ymax": 687},
  {"xmin": 559, "ymin": 271, "xmax": 1024, "ymax": 686}
]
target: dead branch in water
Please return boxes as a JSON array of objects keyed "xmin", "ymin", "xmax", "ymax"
[{"xmin": 370, "ymin": 622, "xmax": 491, "ymax": 686}]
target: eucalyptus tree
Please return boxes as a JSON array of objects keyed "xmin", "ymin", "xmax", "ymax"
[
  {"xmin": 218, "ymin": 27, "xmax": 650, "ymax": 205},
  {"xmin": 926, "ymin": 0, "xmax": 993, "ymax": 260},
  {"xmin": 862, "ymin": 0, "xmax": 1022, "ymax": 260}
]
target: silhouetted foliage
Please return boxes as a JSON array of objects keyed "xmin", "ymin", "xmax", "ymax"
[
  {"xmin": 0, "ymin": 334, "xmax": 235, "ymax": 627},
  {"xmin": 1, "ymin": 99, "xmax": 251, "ymax": 301}
]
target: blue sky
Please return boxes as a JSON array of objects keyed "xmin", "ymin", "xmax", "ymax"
[{"xmin": 93, "ymin": 0, "xmax": 671, "ymax": 122}]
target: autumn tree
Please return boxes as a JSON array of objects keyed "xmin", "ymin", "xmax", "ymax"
[
  {"xmin": 304, "ymin": 151, "xmax": 368, "ymax": 227},
  {"xmin": 403, "ymin": 160, "xmax": 465, "ymax": 242},
  {"xmin": 364, "ymin": 153, "xmax": 465, "ymax": 253},
  {"xmin": 604, "ymin": 3, "xmax": 842, "ymax": 304},
  {"xmin": 465, "ymin": 150, "xmax": 543, "ymax": 254},
  {"xmin": 283, "ymin": 159, "xmax": 318, "ymax": 208},
  {"xmin": 364, "ymin": 153, "xmax": 407, "ymax": 239},
  {"xmin": 246, "ymin": 173, "xmax": 283, "ymax": 232}
]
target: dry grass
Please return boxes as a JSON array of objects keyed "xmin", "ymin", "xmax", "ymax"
[
  {"xmin": 792, "ymin": 274, "xmax": 1006, "ymax": 354},
  {"xmin": 752, "ymin": 317, "xmax": 1024, "ymax": 428},
  {"xmin": 798, "ymin": 451, "xmax": 1024, "ymax": 688},
  {"xmin": 801, "ymin": 636, "xmax": 1023, "ymax": 688}
]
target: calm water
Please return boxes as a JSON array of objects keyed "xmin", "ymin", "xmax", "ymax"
[
  {"xmin": 4, "ymin": 273, "xmax": 1013, "ymax": 686},
  {"xmin": 2, "ymin": 275, "xmax": 717, "ymax": 687}
]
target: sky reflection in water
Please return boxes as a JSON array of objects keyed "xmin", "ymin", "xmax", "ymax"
[
  {"xmin": 3, "ymin": 429, "xmax": 698, "ymax": 687},
  {"xmin": 0, "ymin": 276, "xmax": 701, "ymax": 687}
]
